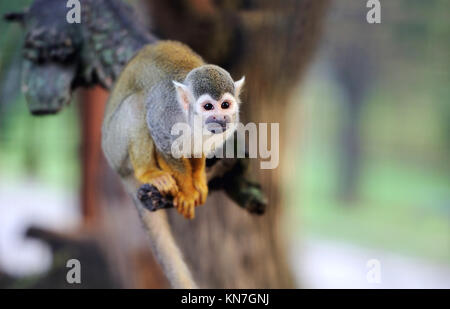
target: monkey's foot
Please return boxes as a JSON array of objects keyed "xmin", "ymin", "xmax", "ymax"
[
  {"xmin": 193, "ymin": 180, "xmax": 208, "ymax": 206},
  {"xmin": 173, "ymin": 192, "xmax": 198, "ymax": 219},
  {"xmin": 147, "ymin": 173, "xmax": 178, "ymax": 197}
]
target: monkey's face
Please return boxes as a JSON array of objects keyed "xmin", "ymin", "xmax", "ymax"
[
  {"xmin": 173, "ymin": 66, "xmax": 245, "ymax": 136},
  {"xmin": 194, "ymin": 92, "xmax": 239, "ymax": 134},
  {"xmin": 173, "ymin": 66, "xmax": 245, "ymax": 155}
]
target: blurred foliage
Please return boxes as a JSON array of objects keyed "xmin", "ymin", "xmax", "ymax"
[
  {"xmin": 0, "ymin": 0, "xmax": 31, "ymax": 117},
  {"xmin": 290, "ymin": 73, "xmax": 449, "ymax": 261},
  {"xmin": 286, "ymin": 0, "xmax": 449, "ymax": 262},
  {"xmin": 0, "ymin": 0, "xmax": 80, "ymax": 187}
]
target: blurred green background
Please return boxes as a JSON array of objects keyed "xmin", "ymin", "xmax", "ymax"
[{"xmin": 287, "ymin": 0, "xmax": 450, "ymax": 264}]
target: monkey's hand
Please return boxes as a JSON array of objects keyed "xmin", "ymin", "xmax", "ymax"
[
  {"xmin": 173, "ymin": 191, "xmax": 198, "ymax": 219},
  {"xmin": 145, "ymin": 172, "xmax": 179, "ymax": 197},
  {"xmin": 193, "ymin": 175, "xmax": 208, "ymax": 206}
]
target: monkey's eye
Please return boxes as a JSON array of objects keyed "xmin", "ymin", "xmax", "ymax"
[
  {"xmin": 203, "ymin": 103, "xmax": 214, "ymax": 111},
  {"xmin": 221, "ymin": 101, "xmax": 230, "ymax": 109}
]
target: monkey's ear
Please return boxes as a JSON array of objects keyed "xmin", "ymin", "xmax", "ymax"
[
  {"xmin": 173, "ymin": 81, "xmax": 193, "ymax": 111},
  {"xmin": 234, "ymin": 76, "xmax": 245, "ymax": 98}
]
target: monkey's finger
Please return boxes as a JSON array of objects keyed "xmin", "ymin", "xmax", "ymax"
[
  {"xmin": 174, "ymin": 198, "xmax": 184, "ymax": 215},
  {"xmin": 159, "ymin": 181, "xmax": 169, "ymax": 194},
  {"xmin": 181, "ymin": 200, "xmax": 189, "ymax": 217},
  {"xmin": 195, "ymin": 194, "xmax": 201, "ymax": 206},
  {"xmin": 150, "ymin": 179, "xmax": 164, "ymax": 193},
  {"xmin": 193, "ymin": 183, "xmax": 207, "ymax": 206},
  {"xmin": 177, "ymin": 196, "xmax": 184, "ymax": 213},
  {"xmin": 162, "ymin": 174, "xmax": 173, "ymax": 185},
  {"xmin": 199, "ymin": 194, "xmax": 206, "ymax": 206},
  {"xmin": 173, "ymin": 196, "xmax": 179, "ymax": 208},
  {"xmin": 163, "ymin": 177, "xmax": 178, "ymax": 196},
  {"xmin": 170, "ymin": 181, "xmax": 178, "ymax": 192},
  {"xmin": 159, "ymin": 176, "xmax": 167, "ymax": 185},
  {"xmin": 195, "ymin": 194, "xmax": 202, "ymax": 207},
  {"xmin": 154, "ymin": 179, "xmax": 173, "ymax": 197},
  {"xmin": 183, "ymin": 204, "xmax": 192, "ymax": 219},
  {"xmin": 184, "ymin": 199, "xmax": 195, "ymax": 219},
  {"xmin": 168, "ymin": 181, "xmax": 179, "ymax": 196},
  {"xmin": 160, "ymin": 176, "xmax": 171, "ymax": 188},
  {"xmin": 155, "ymin": 180, "xmax": 164, "ymax": 190},
  {"xmin": 185, "ymin": 200, "xmax": 191, "ymax": 216},
  {"xmin": 188, "ymin": 205, "xmax": 195, "ymax": 219},
  {"xmin": 169, "ymin": 187, "xmax": 179, "ymax": 197}
]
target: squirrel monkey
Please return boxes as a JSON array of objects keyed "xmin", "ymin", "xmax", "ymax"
[{"xmin": 101, "ymin": 41, "xmax": 244, "ymax": 288}]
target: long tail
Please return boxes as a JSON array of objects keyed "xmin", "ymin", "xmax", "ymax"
[{"xmin": 123, "ymin": 177, "xmax": 197, "ymax": 288}]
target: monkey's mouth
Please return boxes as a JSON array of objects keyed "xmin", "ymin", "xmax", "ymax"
[{"xmin": 205, "ymin": 120, "xmax": 229, "ymax": 134}]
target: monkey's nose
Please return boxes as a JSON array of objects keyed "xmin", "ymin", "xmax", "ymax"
[
  {"xmin": 205, "ymin": 118, "xmax": 228, "ymax": 134},
  {"xmin": 212, "ymin": 115, "xmax": 230, "ymax": 122}
]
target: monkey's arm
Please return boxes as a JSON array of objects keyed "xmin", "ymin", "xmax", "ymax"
[{"xmin": 129, "ymin": 131, "xmax": 178, "ymax": 198}]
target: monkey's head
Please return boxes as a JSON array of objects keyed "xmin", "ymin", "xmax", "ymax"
[{"xmin": 173, "ymin": 65, "xmax": 245, "ymax": 138}]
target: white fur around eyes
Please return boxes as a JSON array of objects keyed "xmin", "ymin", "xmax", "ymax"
[
  {"xmin": 196, "ymin": 94, "xmax": 214, "ymax": 105},
  {"xmin": 219, "ymin": 93, "xmax": 238, "ymax": 113},
  {"xmin": 195, "ymin": 93, "xmax": 239, "ymax": 114},
  {"xmin": 195, "ymin": 94, "xmax": 215, "ymax": 113}
]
